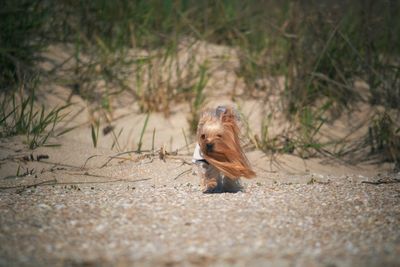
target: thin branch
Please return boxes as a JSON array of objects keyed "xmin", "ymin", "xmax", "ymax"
[
  {"xmin": 81, "ymin": 154, "xmax": 103, "ymax": 169},
  {"xmin": 0, "ymin": 178, "xmax": 151, "ymax": 190},
  {"xmin": 361, "ymin": 179, "xmax": 400, "ymax": 185},
  {"xmin": 174, "ymin": 168, "xmax": 192, "ymax": 180}
]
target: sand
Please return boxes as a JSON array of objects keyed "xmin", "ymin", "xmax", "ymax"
[{"xmin": 1, "ymin": 41, "xmax": 399, "ymax": 266}]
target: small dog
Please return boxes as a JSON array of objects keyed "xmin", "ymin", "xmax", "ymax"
[{"xmin": 193, "ymin": 106, "xmax": 256, "ymax": 193}]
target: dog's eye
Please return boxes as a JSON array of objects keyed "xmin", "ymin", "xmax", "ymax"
[
  {"xmin": 201, "ymin": 134, "xmax": 206, "ymax": 139},
  {"xmin": 217, "ymin": 134, "xmax": 222, "ymax": 138}
]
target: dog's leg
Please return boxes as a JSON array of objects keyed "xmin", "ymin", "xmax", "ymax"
[
  {"xmin": 197, "ymin": 162, "xmax": 222, "ymax": 193},
  {"xmin": 222, "ymin": 176, "xmax": 243, "ymax": 193}
]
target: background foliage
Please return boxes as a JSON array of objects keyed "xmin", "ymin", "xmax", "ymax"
[{"xmin": 1, "ymin": 0, "xmax": 399, "ymax": 166}]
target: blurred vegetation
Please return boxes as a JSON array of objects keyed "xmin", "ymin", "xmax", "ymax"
[
  {"xmin": 0, "ymin": 1, "xmax": 49, "ymax": 91},
  {"xmin": 0, "ymin": 0, "xmax": 399, "ymax": 163}
]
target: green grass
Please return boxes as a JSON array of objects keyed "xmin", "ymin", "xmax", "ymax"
[
  {"xmin": 137, "ymin": 113, "xmax": 150, "ymax": 153},
  {"xmin": 0, "ymin": 87, "xmax": 69, "ymax": 149},
  {"xmin": 90, "ymin": 119, "xmax": 100, "ymax": 148},
  {"xmin": 188, "ymin": 63, "xmax": 208, "ymax": 134},
  {"xmin": 1, "ymin": 0, "xmax": 400, "ymax": 164}
]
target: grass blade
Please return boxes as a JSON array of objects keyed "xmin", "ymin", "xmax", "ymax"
[
  {"xmin": 137, "ymin": 113, "xmax": 150, "ymax": 153},
  {"xmin": 91, "ymin": 120, "xmax": 99, "ymax": 148},
  {"xmin": 151, "ymin": 127, "xmax": 156, "ymax": 152}
]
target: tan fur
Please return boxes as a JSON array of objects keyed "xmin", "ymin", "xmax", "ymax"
[{"xmin": 197, "ymin": 107, "xmax": 256, "ymax": 181}]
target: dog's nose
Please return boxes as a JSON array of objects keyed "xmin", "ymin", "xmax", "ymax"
[{"xmin": 206, "ymin": 143, "xmax": 213, "ymax": 152}]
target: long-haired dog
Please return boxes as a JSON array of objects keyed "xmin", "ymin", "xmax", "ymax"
[{"xmin": 192, "ymin": 106, "xmax": 256, "ymax": 193}]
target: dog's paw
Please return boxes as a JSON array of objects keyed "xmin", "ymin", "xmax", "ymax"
[
  {"xmin": 202, "ymin": 186, "xmax": 222, "ymax": 194},
  {"xmin": 202, "ymin": 180, "xmax": 223, "ymax": 193},
  {"xmin": 222, "ymin": 177, "xmax": 243, "ymax": 193}
]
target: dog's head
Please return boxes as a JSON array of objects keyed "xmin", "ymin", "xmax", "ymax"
[{"xmin": 197, "ymin": 106, "xmax": 255, "ymax": 179}]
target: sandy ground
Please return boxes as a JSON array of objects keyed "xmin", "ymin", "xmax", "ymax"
[
  {"xmin": 1, "ymin": 41, "xmax": 400, "ymax": 266},
  {"xmin": 1, "ymin": 134, "xmax": 399, "ymax": 267}
]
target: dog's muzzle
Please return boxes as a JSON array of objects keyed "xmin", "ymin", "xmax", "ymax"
[{"xmin": 206, "ymin": 143, "xmax": 214, "ymax": 152}]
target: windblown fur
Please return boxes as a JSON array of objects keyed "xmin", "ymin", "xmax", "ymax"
[{"xmin": 197, "ymin": 107, "xmax": 256, "ymax": 180}]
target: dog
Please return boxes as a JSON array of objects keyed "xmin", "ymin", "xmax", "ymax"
[{"xmin": 192, "ymin": 106, "xmax": 256, "ymax": 193}]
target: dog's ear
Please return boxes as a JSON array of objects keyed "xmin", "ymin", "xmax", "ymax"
[
  {"xmin": 215, "ymin": 106, "xmax": 227, "ymax": 117},
  {"xmin": 219, "ymin": 106, "xmax": 238, "ymax": 123}
]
